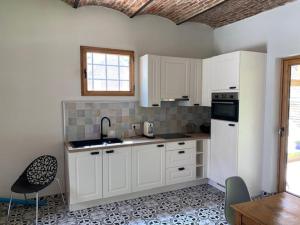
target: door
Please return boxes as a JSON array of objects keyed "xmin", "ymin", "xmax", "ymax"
[
  {"xmin": 202, "ymin": 58, "xmax": 213, "ymax": 106},
  {"xmin": 210, "ymin": 119, "xmax": 238, "ymax": 187},
  {"xmin": 132, "ymin": 144, "xmax": 166, "ymax": 192},
  {"xmin": 68, "ymin": 150, "xmax": 103, "ymax": 204},
  {"xmin": 278, "ymin": 57, "xmax": 300, "ymax": 196},
  {"xmin": 161, "ymin": 56, "xmax": 190, "ymax": 99},
  {"xmin": 212, "ymin": 52, "xmax": 240, "ymax": 91},
  {"xmin": 103, "ymin": 147, "xmax": 131, "ymax": 198}
]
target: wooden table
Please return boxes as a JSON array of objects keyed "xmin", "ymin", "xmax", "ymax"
[{"xmin": 232, "ymin": 192, "xmax": 300, "ymax": 225}]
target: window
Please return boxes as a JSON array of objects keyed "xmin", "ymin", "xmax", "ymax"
[{"xmin": 80, "ymin": 46, "xmax": 135, "ymax": 96}]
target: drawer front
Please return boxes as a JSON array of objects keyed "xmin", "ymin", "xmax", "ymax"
[
  {"xmin": 166, "ymin": 148, "xmax": 196, "ymax": 168},
  {"xmin": 166, "ymin": 140, "xmax": 196, "ymax": 151},
  {"xmin": 166, "ymin": 165, "xmax": 196, "ymax": 185}
]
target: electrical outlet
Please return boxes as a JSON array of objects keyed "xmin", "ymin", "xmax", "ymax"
[{"xmin": 131, "ymin": 123, "xmax": 140, "ymax": 130}]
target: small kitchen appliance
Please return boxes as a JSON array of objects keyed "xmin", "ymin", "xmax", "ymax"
[{"xmin": 143, "ymin": 121, "xmax": 154, "ymax": 138}]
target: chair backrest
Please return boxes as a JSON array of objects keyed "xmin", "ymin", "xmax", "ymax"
[
  {"xmin": 225, "ymin": 176, "xmax": 251, "ymax": 225},
  {"xmin": 25, "ymin": 155, "xmax": 57, "ymax": 186}
]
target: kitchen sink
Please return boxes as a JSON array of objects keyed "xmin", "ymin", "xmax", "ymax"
[{"xmin": 70, "ymin": 138, "xmax": 123, "ymax": 148}]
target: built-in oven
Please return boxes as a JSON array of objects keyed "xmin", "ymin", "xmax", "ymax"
[{"xmin": 211, "ymin": 92, "xmax": 239, "ymax": 122}]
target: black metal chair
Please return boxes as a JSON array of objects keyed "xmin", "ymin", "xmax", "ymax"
[
  {"xmin": 225, "ymin": 176, "xmax": 251, "ymax": 225},
  {"xmin": 7, "ymin": 155, "xmax": 65, "ymax": 225}
]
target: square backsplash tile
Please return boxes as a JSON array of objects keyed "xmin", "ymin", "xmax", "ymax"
[{"xmin": 63, "ymin": 101, "xmax": 211, "ymax": 141}]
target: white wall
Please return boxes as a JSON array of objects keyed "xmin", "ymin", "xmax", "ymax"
[
  {"xmin": 0, "ymin": 0, "xmax": 214, "ymax": 197},
  {"xmin": 214, "ymin": 0, "xmax": 300, "ymax": 192}
]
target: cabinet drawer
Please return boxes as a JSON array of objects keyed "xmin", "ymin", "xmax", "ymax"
[
  {"xmin": 166, "ymin": 165, "xmax": 196, "ymax": 185},
  {"xmin": 166, "ymin": 148, "xmax": 195, "ymax": 168},
  {"xmin": 166, "ymin": 140, "xmax": 195, "ymax": 151}
]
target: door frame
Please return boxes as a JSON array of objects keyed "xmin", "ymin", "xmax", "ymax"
[{"xmin": 278, "ymin": 56, "xmax": 300, "ymax": 192}]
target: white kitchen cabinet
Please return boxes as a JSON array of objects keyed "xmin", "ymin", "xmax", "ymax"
[
  {"xmin": 161, "ymin": 56, "xmax": 190, "ymax": 100},
  {"xmin": 132, "ymin": 144, "xmax": 166, "ymax": 192},
  {"xmin": 210, "ymin": 119, "xmax": 238, "ymax": 187},
  {"xmin": 103, "ymin": 147, "xmax": 131, "ymax": 198},
  {"xmin": 67, "ymin": 150, "xmax": 103, "ymax": 204},
  {"xmin": 178, "ymin": 59, "xmax": 202, "ymax": 106},
  {"xmin": 212, "ymin": 52, "xmax": 240, "ymax": 91},
  {"xmin": 201, "ymin": 58, "xmax": 213, "ymax": 106},
  {"xmin": 166, "ymin": 165, "xmax": 196, "ymax": 185},
  {"xmin": 140, "ymin": 55, "xmax": 161, "ymax": 107}
]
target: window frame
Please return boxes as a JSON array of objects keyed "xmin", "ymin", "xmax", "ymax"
[{"xmin": 80, "ymin": 46, "xmax": 135, "ymax": 96}]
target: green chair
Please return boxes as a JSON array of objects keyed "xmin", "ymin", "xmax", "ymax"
[{"xmin": 225, "ymin": 176, "xmax": 251, "ymax": 225}]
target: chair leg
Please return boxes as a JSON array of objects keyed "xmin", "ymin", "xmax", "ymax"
[
  {"xmin": 35, "ymin": 192, "xmax": 39, "ymax": 225},
  {"xmin": 55, "ymin": 178, "xmax": 66, "ymax": 206},
  {"xmin": 6, "ymin": 192, "xmax": 13, "ymax": 224}
]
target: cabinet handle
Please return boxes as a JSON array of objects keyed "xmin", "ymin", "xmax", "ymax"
[
  {"xmin": 178, "ymin": 142, "xmax": 185, "ymax": 145},
  {"xmin": 178, "ymin": 167, "xmax": 185, "ymax": 171},
  {"xmin": 90, "ymin": 151, "xmax": 99, "ymax": 155},
  {"xmin": 182, "ymin": 96, "xmax": 189, "ymax": 98},
  {"xmin": 106, "ymin": 150, "xmax": 114, "ymax": 154},
  {"xmin": 152, "ymin": 104, "xmax": 159, "ymax": 107},
  {"xmin": 194, "ymin": 104, "xmax": 199, "ymax": 106},
  {"xmin": 228, "ymin": 124, "xmax": 235, "ymax": 127},
  {"xmin": 229, "ymin": 86, "xmax": 237, "ymax": 89},
  {"xmin": 157, "ymin": 144, "xmax": 164, "ymax": 147},
  {"xmin": 178, "ymin": 150, "xmax": 185, "ymax": 154}
]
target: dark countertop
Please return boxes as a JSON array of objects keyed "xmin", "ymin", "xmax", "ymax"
[{"xmin": 65, "ymin": 132, "xmax": 210, "ymax": 153}]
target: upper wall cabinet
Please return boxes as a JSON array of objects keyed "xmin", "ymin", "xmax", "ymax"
[
  {"xmin": 212, "ymin": 52, "xmax": 240, "ymax": 91},
  {"xmin": 140, "ymin": 55, "xmax": 161, "ymax": 107},
  {"xmin": 160, "ymin": 57, "xmax": 190, "ymax": 100},
  {"xmin": 140, "ymin": 55, "xmax": 202, "ymax": 107},
  {"xmin": 201, "ymin": 58, "xmax": 213, "ymax": 107},
  {"xmin": 179, "ymin": 59, "xmax": 202, "ymax": 106}
]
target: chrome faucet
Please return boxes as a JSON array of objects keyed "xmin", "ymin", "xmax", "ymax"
[{"xmin": 100, "ymin": 117, "xmax": 111, "ymax": 139}]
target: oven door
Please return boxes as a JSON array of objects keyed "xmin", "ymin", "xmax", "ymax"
[{"xmin": 211, "ymin": 100, "xmax": 239, "ymax": 122}]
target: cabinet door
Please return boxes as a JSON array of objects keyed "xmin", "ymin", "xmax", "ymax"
[
  {"xmin": 212, "ymin": 52, "xmax": 240, "ymax": 91},
  {"xmin": 210, "ymin": 120, "xmax": 238, "ymax": 187},
  {"xmin": 103, "ymin": 147, "xmax": 131, "ymax": 198},
  {"xmin": 179, "ymin": 59, "xmax": 202, "ymax": 106},
  {"xmin": 202, "ymin": 58, "xmax": 213, "ymax": 106},
  {"xmin": 132, "ymin": 144, "xmax": 166, "ymax": 192},
  {"xmin": 68, "ymin": 150, "xmax": 102, "ymax": 204},
  {"xmin": 166, "ymin": 165, "xmax": 196, "ymax": 185},
  {"xmin": 161, "ymin": 57, "xmax": 190, "ymax": 99},
  {"xmin": 140, "ymin": 55, "xmax": 161, "ymax": 107}
]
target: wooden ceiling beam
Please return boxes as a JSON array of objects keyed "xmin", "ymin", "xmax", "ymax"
[
  {"xmin": 130, "ymin": 0, "xmax": 154, "ymax": 18},
  {"xmin": 73, "ymin": 0, "xmax": 80, "ymax": 9}
]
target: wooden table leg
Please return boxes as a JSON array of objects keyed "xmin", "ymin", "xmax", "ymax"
[{"xmin": 235, "ymin": 211, "xmax": 242, "ymax": 225}]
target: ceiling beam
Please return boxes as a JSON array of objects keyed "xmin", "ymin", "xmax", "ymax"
[
  {"xmin": 73, "ymin": 0, "xmax": 80, "ymax": 9},
  {"xmin": 130, "ymin": 0, "xmax": 154, "ymax": 18},
  {"xmin": 176, "ymin": 0, "xmax": 227, "ymax": 25}
]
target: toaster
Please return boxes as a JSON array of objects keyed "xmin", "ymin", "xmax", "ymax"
[{"xmin": 143, "ymin": 121, "xmax": 154, "ymax": 138}]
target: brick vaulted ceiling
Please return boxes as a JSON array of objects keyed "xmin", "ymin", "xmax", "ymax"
[{"xmin": 63, "ymin": 0, "xmax": 295, "ymax": 28}]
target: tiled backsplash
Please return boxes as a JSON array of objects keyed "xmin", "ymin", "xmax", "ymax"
[{"xmin": 63, "ymin": 101, "xmax": 211, "ymax": 141}]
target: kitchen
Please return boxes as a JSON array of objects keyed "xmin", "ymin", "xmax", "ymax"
[{"xmin": 1, "ymin": 0, "xmax": 300, "ymax": 225}]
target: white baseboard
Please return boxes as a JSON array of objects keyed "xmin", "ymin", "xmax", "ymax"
[
  {"xmin": 69, "ymin": 179, "xmax": 208, "ymax": 211},
  {"xmin": 207, "ymin": 179, "xmax": 225, "ymax": 193}
]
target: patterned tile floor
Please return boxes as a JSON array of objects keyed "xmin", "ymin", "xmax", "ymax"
[{"xmin": 0, "ymin": 184, "xmax": 228, "ymax": 225}]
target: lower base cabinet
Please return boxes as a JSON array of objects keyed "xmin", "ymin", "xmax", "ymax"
[
  {"xmin": 132, "ymin": 144, "xmax": 166, "ymax": 192},
  {"xmin": 103, "ymin": 147, "xmax": 131, "ymax": 198},
  {"xmin": 67, "ymin": 150, "xmax": 103, "ymax": 204},
  {"xmin": 166, "ymin": 165, "xmax": 196, "ymax": 185},
  {"xmin": 66, "ymin": 140, "xmax": 205, "ymax": 208}
]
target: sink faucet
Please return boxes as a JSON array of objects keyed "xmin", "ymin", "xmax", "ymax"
[{"xmin": 100, "ymin": 117, "xmax": 111, "ymax": 139}]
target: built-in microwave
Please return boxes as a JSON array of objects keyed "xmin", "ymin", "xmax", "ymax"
[{"xmin": 211, "ymin": 92, "xmax": 239, "ymax": 122}]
